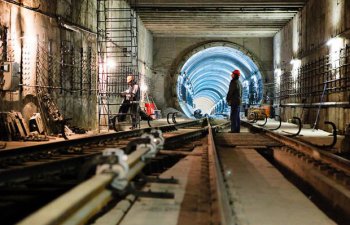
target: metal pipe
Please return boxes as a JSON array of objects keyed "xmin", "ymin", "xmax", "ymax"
[
  {"xmin": 61, "ymin": 190, "xmax": 112, "ymax": 225},
  {"xmin": 126, "ymin": 161, "xmax": 145, "ymax": 181},
  {"xmin": 126, "ymin": 147, "xmax": 149, "ymax": 167},
  {"xmin": 28, "ymin": 127, "xmax": 166, "ymax": 223},
  {"xmin": 17, "ymin": 174, "xmax": 114, "ymax": 225},
  {"xmin": 280, "ymin": 102, "xmax": 350, "ymax": 108},
  {"xmin": 18, "ymin": 136, "xmax": 155, "ymax": 225},
  {"xmin": 19, "ymin": 159, "xmax": 147, "ymax": 225}
]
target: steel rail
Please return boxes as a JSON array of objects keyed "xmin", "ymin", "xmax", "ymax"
[
  {"xmin": 18, "ymin": 125, "xmax": 209, "ymax": 225},
  {"xmin": 17, "ymin": 173, "xmax": 115, "ymax": 225},
  {"xmin": 208, "ymin": 123, "xmax": 234, "ymax": 225},
  {"xmin": 0, "ymin": 120, "xmax": 206, "ymax": 185},
  {"xmin": 18, "ymin": 138, "xmax": 159, "ymax": 225},
  {"xmin": 242, "ymin": 121, "xmax": 350, "ymax": 175},
  {"xmin": 163, "ymin": 127, "xmax": 208, "ymax": 149},
  {"xmin": 0, "ymin": 119, "xmax": 205, "ymax": 160}
]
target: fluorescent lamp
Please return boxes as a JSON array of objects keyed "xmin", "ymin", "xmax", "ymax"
[
  {"xmin": 327, "ymin": 37, "xmax": 342, "ymax": 46},
  {"xmin": 290, "ymin": 59, "xmax": 301, "ymax": 65}
]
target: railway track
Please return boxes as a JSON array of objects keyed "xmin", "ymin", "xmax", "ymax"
[
  {"xmin": 0, "ymin": 119, "xmax": 206, "ymax": 185},
  {"xmin": 241, "ymin": 120, "xmax": 350, "ymax": 184},
  {"xmin": 0, "ymin": 119, "xmax": 207, "ymax": 224},
  {"xmin": 2, "ymin": 118, "xmax": 349, "ymax": 224},
  {"xmin": 239, "ymin": 120, "xmax": 350, "ymax": 224}
]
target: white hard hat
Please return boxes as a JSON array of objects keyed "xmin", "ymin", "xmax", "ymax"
[{"xmin": 127, "ymin": 75, "xmax": 134, "ymax": 83}]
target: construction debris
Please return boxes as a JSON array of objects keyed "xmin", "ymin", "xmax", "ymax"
[
  {"xmin": 0, "ymin": 111, "xmax": 31, "ymax": 141},
  {"xmin": 24, "ymin": 131, "xmax": 49, "ymax": 142}
]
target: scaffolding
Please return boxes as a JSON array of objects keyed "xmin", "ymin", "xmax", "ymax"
[
  {"xmin": 97, "ymin": 0, "xmax": 139, "ymax": 131},
  {"xmin": 276, "ymin": 45, "xmax": 350, "ymax": 102}
]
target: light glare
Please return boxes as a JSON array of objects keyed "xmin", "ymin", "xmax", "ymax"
[
  {"xmin": 327, "ymin": 37, "xmax": 342, "ymax": 47},
  {"xmin": 140, "ymin": 84, "xmax": 148, "ymax": 92},
  {"xmin": 290, "ymin": 59, "xmax": 301, "ymax": 66},
  {"xmin": 106, "ymin": 59, "xmax": 116, "ymax": 68}
]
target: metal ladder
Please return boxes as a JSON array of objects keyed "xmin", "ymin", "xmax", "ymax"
[{"xmin": 97, "ymin": 0, "xmax": 139, "ymax": 132}]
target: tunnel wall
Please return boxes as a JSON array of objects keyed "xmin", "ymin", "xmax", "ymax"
[
  {"xmin": 138, "ymin": 18, "xmax": 154, "ymax": 105},
  {"xmin": 274, "ymin": 0, "xmax": 350, "ymax": 133},
  {"xmin": 151, "ymin": 37, "xmax": 274, "ymax": 113},
  {"xmin": 0, "ymin": 0, "xmax": 153, "ymax": 132},
  {"xmin": 0, "ymin": 0, "xmax": 98, "ymax": 132}
]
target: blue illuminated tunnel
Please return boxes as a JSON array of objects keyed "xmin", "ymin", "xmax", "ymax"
[{"xmin": 177, "ymin": 46, "xmax": 263, "ymax": 118}]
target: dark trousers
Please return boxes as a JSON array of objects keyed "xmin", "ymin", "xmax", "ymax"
[
  {"xmin": 118, "ymin": 100, "xmax": 138, "ymax": 128},
  {"xmin": 118, "ymin": 100, "xmax": 130, "ymax": 122},
  {"xmin": 230, "ymin": 105, "xmax": 240, "ymax": 133}
]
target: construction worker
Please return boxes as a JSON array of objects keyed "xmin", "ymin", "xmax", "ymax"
[
  {"xmin": 226, "ymin": 69, "xmax": 242, "ymax": 133},
  {"xmin": 118, "ymin": 75, "xmax": 140, "ymax": 123}
]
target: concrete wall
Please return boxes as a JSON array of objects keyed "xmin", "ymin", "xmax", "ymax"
[
  {"xmin": 137, "ymin": 18, "xmax": 153, "ymax": 105},
  {"xmin": 0, "ymin": 0, "xmax": 153, "ymax": 133},
  {"xmin": 274, "ymin": 0, "xmax": 350, "ymax": 132},
  {"xmin": 0, "ymin": 0, "xmax": 98, "ymax": 133},
  {"xmin": 151, "ymin": 37, "xmax": 273, "ymax": 112}
]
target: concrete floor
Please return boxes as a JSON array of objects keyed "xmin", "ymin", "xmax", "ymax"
[{"xmin": 217, "ymin": 131, "xmax": 337, "ymax": 225}]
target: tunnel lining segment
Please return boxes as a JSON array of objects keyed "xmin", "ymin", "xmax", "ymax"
[{"xmin": 175, "ymin": 41, "xmax": 265, "ymax": 117}]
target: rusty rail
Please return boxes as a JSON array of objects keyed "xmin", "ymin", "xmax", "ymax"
[{"xmin": 208, "ymin": 123, "xmax": 234, "ymax": 225}]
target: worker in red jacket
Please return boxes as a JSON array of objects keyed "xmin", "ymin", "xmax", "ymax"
[{"xmin": 226, "ymin": 69, "xmax": 242, "ymax": 133}]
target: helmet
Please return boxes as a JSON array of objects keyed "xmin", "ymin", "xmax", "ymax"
[
  {"xmin": 232, "ymin": 70, "xmax": 240, "ymax": 76},
  {"xmin": 127, "ymin": 75, "xmax": 134, "ymax": 83}
]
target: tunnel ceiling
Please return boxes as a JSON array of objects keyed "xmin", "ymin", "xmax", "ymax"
[{"xmin": 132, "ymin": 0, "xmax": 307, "ymax": 37}]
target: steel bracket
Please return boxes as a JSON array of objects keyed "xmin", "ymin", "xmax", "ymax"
[
  {"xmin": 282, "ymin": 117, "xmax": 302, "ymax": 137},
  {"xmin": 257, "ymin": 113, "xmax": 268, "ymax": 127},
  {"xmin": 269, "ymin": 115, "xmax": 282, "ymax": 131}
]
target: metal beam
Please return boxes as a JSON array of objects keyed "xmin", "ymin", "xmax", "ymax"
[
  {"xmin": 131, "ymin": 0, "xmax": 307, "ymax": 37},
  {"xmin": 132, "ymin": 0, "xmax": 307, "ymax": 8}
]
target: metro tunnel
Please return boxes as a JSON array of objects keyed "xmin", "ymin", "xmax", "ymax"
[
  {"xmin": 177, "ymin": 46, "xmax": 263, "ymax": 117},
  {"xmin": 0, "ymin": 0, "xmax": 349, "ymax": 225}
]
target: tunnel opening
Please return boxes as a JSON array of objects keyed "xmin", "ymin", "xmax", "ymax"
[{"xmin": 176, "ymin": 46, "xmax": 264, "ymax": 118}]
